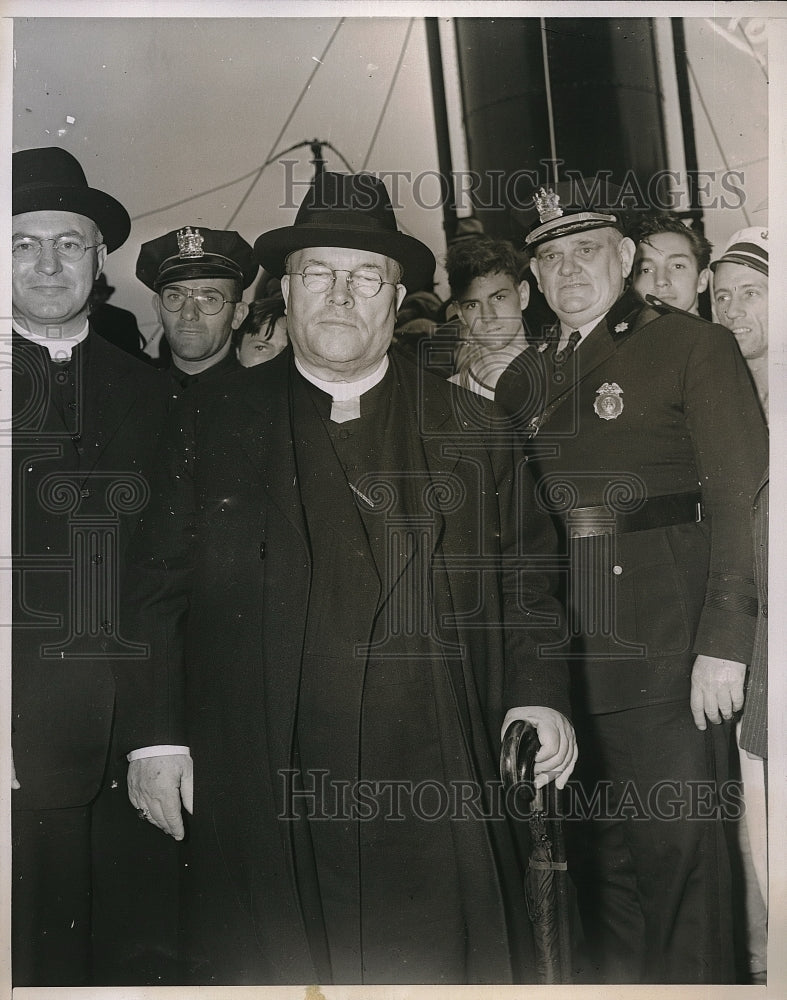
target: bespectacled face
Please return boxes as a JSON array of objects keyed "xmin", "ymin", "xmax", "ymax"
[
  {"xmin": 156, "ymin": 277, "xmax": 248, "ymax": 367},
  {"xmin": 632, "ymin": 231, "xmax": 708, "ymax": 314},
  {"xmin": 712, "ymin": 262, "xmax": 768, "ymax": 361},
  {"xmin": 281, "ymin": 246, "xmax": 406, "ymax": 381},
  {"xmin": 237, "ymin": 317, "xmax": 289, "ymax": 367},
  {"xmin": 455, "ymin": 272, "xmax": 529, "ymax": 353},
  {"xmin": 530, "ymin": 228, "xmax": 635, "ymax": 329},
  {"xmin": 12, "ymin": 210, "xmax": 106, "ymax": 338}
]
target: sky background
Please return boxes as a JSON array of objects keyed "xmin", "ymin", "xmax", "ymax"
[{"xmin": 12, "ymin": 15, "xmax": 444, "ymax": 335}]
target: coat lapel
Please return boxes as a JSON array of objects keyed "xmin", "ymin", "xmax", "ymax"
[
  {"xmin": 238, "ymin": 352, "xmax": 309, "ymax": 546},
  {"xmin": 538, "ymin": 289, "xmax": 651, "ymax": 426},
  {"xmin": 79, "ymin": 334, "xmax": 139, "ymax": 475},
  {"xmin": 390, "ymin": 353, "xmax": 465, "ymax": 557}
]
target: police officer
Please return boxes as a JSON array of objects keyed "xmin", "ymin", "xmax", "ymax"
[
  {"xmin": 496, "ymin": 179, "xmax": 768, "ymax": 984},
  {"xmin": 136, "ymin": 226, "xmax": 257, "ymax": 398}
]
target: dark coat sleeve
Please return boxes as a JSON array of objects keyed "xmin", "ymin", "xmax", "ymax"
[
  {"xmin": 739, "ymin": 478, "xmax": 768, "ymax": 758},
  {"xmin": 681, "ymin": 324, "xmax": 768, "ymax": 663},
  {"xmin": 120, "ymin": 395, "xmax": 198, "ymax": 749},
  {"xmin": 495, "ymin": 441, "xmax": 570, "ymax": 718}
]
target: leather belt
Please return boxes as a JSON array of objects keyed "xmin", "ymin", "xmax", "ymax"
[{"xmin": 559, "ymin": 491, "xmax": 703, "ymax": 538}]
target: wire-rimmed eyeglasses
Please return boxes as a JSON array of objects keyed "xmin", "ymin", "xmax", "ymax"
[
  {"xmin": 289, "ymin": 266, "xmax": 396, "ymax": 298},
  {"xmin": 159, "ymin": 285, "xmax": 236, "ymax": 316},
  {"xmin": 12, "ymin": 236, "xmax": 100, "ymax": 263}
]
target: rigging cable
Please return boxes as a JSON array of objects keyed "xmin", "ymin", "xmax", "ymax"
[
  {"xmin": 360, "ymin": 19, "xmax": 414, "ymax": 171},
  {"xmin": 357, "ymin": 19, "xmax": 423, "ymax": 239},
  {"xmin": 131, "ymin": 138, "xmax": 355, "ymax": 222},
  {"xmin": 224, "ymin": 17, "xmax": 346, "ymax": 228},
  {"xmin": 131, "ymin": 141, "xmax": 316, "ymax": 221},
  {"xmin": 320, "ymin": 140, "xmax": 356, "ymax": 173},
  {"xmin": 540, "ymin": 18, "xmax": 559, "ymax": 185},
  {"xmin": 736, "ymin": 19, "xmax": 768, "ymax": 81},
  {"xmin": 685, "ymin": 57, "xmax": 752, "ymax": 227}
]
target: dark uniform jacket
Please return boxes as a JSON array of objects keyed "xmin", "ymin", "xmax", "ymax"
[
  {"xmin": 496, "ymin": 290, "xmax": 768, "ymax": 715},
  {"xmin": 11, "ymin": 329, "xmax": 166, "ymax": 809},
  {"xmin": 739, "ymin": 474, "xmax": 768, "ymax": 759},
  {"xmin": 166, "ymin": 350, "xmax": 242, "ymax": 410},
  {"xmin": 124, "ymin": 348, "xmax": 569, "ymax": 984}
]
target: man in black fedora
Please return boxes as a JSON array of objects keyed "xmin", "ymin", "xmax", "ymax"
[
  {"xmin": 136, "ymin": 225, "xmax": 257, "ymax": 398},
  {"xmin": 123, "ymin": 171, "xmax": 577, "ymax": 985},
  {"xmin": 495, "ymin": 179, "xmax": 768, "ymax": 983},
  {"xmin": 10, "ymin": 146, "xmax": 168, "ymax": 985}
]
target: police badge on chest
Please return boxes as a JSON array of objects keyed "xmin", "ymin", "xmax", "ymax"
[{"xmin": 594, "ymin": 382, "xmax": 624, "ymax": 420}]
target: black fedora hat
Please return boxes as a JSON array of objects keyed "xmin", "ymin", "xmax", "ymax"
[
  {"xmin": 13, "ymin": 146, "xmax": 131, "ymax": 253},
  {"xmin": 254, "ymin": 172, "xmax": 435, "ymax": 290}
]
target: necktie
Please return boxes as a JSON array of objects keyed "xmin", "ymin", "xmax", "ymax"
[{"xmin": 553, "ymin": 329, "xmax": 581, "ymax": 366}]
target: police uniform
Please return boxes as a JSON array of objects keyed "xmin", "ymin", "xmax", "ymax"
[
  {"xmin": 136, "ymin": 225, "xmax": 257, "ymax": 403},
  {"xmin": 495, "ymin": 187, "xmax": 768, "ymax": 984}
]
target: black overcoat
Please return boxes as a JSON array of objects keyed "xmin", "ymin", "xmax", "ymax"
[
  {"xmin": 11, "ymin": 330, "xmax": 167, "ymax": 808},
  {"xmin": 126, "ymin": 348, "xmax": 570, "ymax": 984}
]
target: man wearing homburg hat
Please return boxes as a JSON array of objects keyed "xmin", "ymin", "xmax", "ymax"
[
  {"xmin": 123, "ymin": 171, "xmax": 577, "ymax": 985},
  {"xmin": 496, "ymin": 181, "xmax": 768, "ymax": 983},
  {"xmin": 10, "ymin": 147, "xmax": 166, "ymax": 985},
  {"xmin": 136, "ymin": 225, "xmax": 256, "ymax": 399}
]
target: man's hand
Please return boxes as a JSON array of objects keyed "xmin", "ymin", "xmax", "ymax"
[
  {"xmin": 500, "ymin": 706, "xmax": 577, "ymax": 789},
  {"xmin": 127, "ymin": 754, "xmax": 193, "ymax": 840},
  {"xmin": 690, "ymin": 654, "xmax": 746, "ymax": 730}
]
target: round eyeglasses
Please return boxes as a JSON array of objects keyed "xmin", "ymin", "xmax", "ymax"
[
  {"xmin": 289, "ymin": 266, "xmax": 396, "ymax": 298},
  {"xmin": 12, "ymin": 236, "xmax": 100, "ymax": 262},
  {"xmin": 159, "ymin": 285, "xmax": 236, "ymax": 316}
]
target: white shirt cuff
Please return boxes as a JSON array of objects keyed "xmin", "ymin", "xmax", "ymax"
[{"xmin": 127, "ymin": 745, "xmax": 191, "ymax": 762}]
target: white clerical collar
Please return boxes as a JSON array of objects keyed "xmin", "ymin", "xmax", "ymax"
[
  {"xmin": 13, "ymin": 318, "xmax": 89, "ymax": 361},
  {"xmin": 295, "ymin": 354, "xmax": 389, "ymax": 423}
]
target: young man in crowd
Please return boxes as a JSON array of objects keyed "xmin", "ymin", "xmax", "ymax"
[
  {"xmin": 712, "ymin": 227, "xmax": 769, "ymax": 984},
  {"xmin": 233, "ymin": 295, "xmax": 288, "ymax": 367},
  {"xmin": 445, "ymin": 235, "xmax": 530, "ymax": 398},
  {"xmin": 711, "ymin": 227, "xmax": 769, "ymax": 418},
  {"xmin": 632, "ymin": 212, "xmax": 712, "ymax": 315}
]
